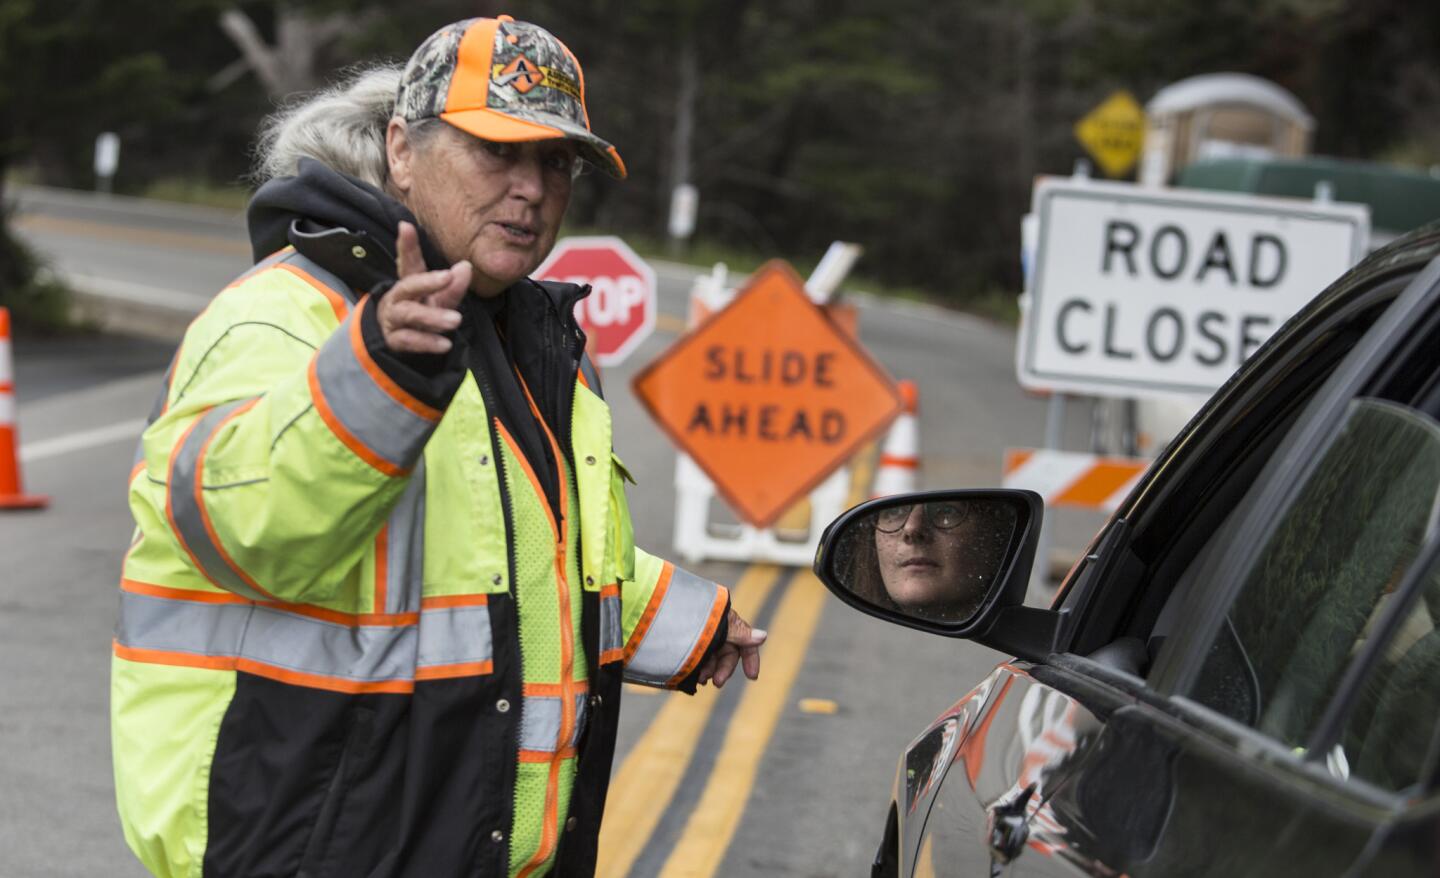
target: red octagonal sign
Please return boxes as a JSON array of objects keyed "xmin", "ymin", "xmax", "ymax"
[{"xmin": 533, "ymin": 236, "xmax": 657, "ymax": 367}]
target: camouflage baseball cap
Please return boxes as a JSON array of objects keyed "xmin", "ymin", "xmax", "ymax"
[{"xmin": 396, "ymin": 15, "xmax": 626, "ymax": 179}]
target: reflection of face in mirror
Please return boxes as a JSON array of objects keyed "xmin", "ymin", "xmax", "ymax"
[
  {"xmin": 837, "ymin": 499, "xmax": 1019, "ymax": 623},
  {"xmin": 874, "ymin": 503, "xmax": 972, "ymax": 609}
]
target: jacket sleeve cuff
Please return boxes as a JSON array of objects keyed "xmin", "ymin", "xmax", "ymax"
[
  {"xmin": 359, "ymin": 290, "xmax": 463, "ymax": 410},
  {"xmin": 622, "ymin": 562, "xmax": 729, "ymax": 691},
  {"xmin": 672, "ymin": 597, "xmax": 729, "ymax": 695}
]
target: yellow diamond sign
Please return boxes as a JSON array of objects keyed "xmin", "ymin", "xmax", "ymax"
[{"xmin": 1074, "ymin": 90, "xmax": 1145, "ymax": 178}]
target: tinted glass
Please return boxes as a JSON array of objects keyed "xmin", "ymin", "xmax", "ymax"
[
  {"xmin": 1189, "ymin": 399, "xmax": 1440, "ymax": 753},
  {"xmin": 1338, "ymin": 549, "xmax": 1440, "ymax": 791}
]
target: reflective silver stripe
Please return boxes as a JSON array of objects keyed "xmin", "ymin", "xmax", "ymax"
[
  {"xmin": 244, "ymin": 605, "xmax": 414, "ymax": 681},
  {"xmin": 600, "ymin": 591, "xmax": 623, "ymax": 660},
  {"xmin": 519, "ymin": 693, "xmax": 590, "ymax": 753},
  {"xmin": 625, "ymin": 566, "xmax": 722, "ymax": 686},
  {"xmin": 569, "ymin": 692, "xmax": 588, "ymax": 748},
  {"xmin": 145, "ymin": 350, "xmax": 178, "ymax": 427},
  {"xmin": 116, "ymin": 590, "xmax": 414, "ymax": 684},
  {"xmin": 385, "ymin": 461, "xmax": 426, "ymax": 614},
  {"xmin": 241, "ymin": 247, "xmax": 303, "ymax": 286},
  {"xmin": 282, "ymin": 252, "xmax": 359, "ymax": 306},
  {"xmin": 417, "ymin": 604, "xmax": 492, "ymax": 669},
  {"xmin": 579, "ymin": 354, "xmax": 603, "ymax": 399},
  {"xmin": 521, "ymin": 696, "xmax": 563, "ymax": 752},
  {"xmin": 169, "ymin": 399, "xmax": 271, "ymax": 601},
  {"xmin": 117, "ymin": 590, "xmax": 248, "ymax": 656},
  {"xmin": 117, "ymin": 590, "xmax": 498, "ymax": 685},
  {"xmin": 313, "ymin": 310, "xmax": 435, "ymax": 470}
]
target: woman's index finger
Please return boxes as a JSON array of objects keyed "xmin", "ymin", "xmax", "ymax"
[{"xmin": 395, "ymin": 221, "xmax": 425, "ymax": 279}]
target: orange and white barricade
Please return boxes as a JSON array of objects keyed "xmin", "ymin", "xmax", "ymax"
[
  {"xmin": 1002, "ymin": 448, "xmax": 1149, "ymax": 512},
  {"xmin": 0, "ymin": 307, "xmax": 49, "ymax": 509},
  {"xmin": 671, "ymin": 245, "xmax": 862, "ymax": 567}
]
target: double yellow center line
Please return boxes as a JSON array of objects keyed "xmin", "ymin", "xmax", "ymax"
[
  {"xmin": 598, "ymin": 448, "xmax": 877, "ymax": 876},
  {"xmin": 599, "ymin": 565, "xmax": 833, "ymax": 878},
  {"xmin": 655, "ymin": 569, "xmax": 829, "ymax": 877},
  {"xmin": 596, "ymin": 562, "xmax": 786, "ymax": 877}
]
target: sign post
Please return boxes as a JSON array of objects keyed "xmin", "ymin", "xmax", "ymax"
[
  {"xmin": 1018, "ymin": 177, "xmax": 1370, "ymax": 399},
  {"xmin": 94, "ymin": 132, "xmax": 120, "ymax": 195},
  {"xmin": 668, "ymin": 183, "xmax": 699, "ymax": 241},
  {"xmin": 533, "ymin": 236, "xmax": 656, "ymax": 368},
  {"xmin": 634, "ymin": 261, "xmax": 901, "ymax": 542}
]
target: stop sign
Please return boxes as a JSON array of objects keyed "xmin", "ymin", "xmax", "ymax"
[{"xmin": 533, "ymin": 236, "xmax": 656, "ymax": 367}]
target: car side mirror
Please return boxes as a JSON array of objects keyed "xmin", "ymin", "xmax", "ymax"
[{"xmin": 814, "ymin": 490, "xmax": 1062, "ymax": 659}]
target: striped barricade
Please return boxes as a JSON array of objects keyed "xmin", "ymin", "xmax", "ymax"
[{"xmin": 1002, "ymin": 448, "xmax": 1151, "ymax": 512}]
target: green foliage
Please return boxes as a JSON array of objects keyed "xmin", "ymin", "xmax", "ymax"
[
  {"xmin": 0, "ymin": 217, "xmax": 72, "ymax": 330},
  {"xmin": 0, "ymin": 0, "xmax": 228, "ymax": 176},
  {"xmin": 3, "ymin": 0, "xmax": 1437, "ymax": 310}
]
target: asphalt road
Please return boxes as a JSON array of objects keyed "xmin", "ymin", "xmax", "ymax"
[{"xmin": 1, "ymin": 186, "xmax": 1109, "ymax": 877}]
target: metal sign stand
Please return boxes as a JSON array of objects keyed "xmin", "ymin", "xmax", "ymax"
[{"xmin": 672, "ymin": 243, "xmax": 863, "ymax": 566}]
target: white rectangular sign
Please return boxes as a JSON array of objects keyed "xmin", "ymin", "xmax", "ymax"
[{"xmin": 1018, "ymin": 177, "xmax": 1370, "ymax": 399}]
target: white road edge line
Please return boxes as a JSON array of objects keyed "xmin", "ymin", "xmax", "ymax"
[
  {"xmin": 20, "ymin": 419, "xmax": 147, "ymax": 463},
  {"xmin": 64, "ymin": 272, "xmax": 205, "ymax": 312}
]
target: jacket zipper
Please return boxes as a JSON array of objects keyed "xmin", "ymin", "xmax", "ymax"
[
  {"xmin": 538, "ymin": 295, "xmax": 585, "ymax": 874},
  {"xmin": 480, "ymin": 284, "xmax": 587, "ymax": 873},
  {"xmin": 465, "ymin": 353, "xmax": 522, "ymax": 872}
]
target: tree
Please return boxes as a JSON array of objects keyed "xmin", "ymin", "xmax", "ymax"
[
  {"xmin": 218, "ymin": 2, "xmax": 384, "ymax": 99},
  {"xmin": 3, "ymin": 0, "xmax": 1437, "ymax": 318},
  {"xmin": 0, "ymin": 0, "xmax": 232, "ymax": 316}
]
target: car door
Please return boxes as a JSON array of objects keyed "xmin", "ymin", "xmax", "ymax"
[
  {"xmin": 994, "ymin": 246, "xmax": 1440, "ymax": 877},
  {"xmin": 902, "ymin": 237, "xmax": 1440, "ymax": 877}
]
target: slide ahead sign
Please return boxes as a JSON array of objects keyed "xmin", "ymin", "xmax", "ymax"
[
  {"xmin": 1018, "ymin": 177, "xmax": 1369, "ymax": 399},
  {"xmin": 633, "ymin": 261, "xmax": 902, "ymax": 528}
]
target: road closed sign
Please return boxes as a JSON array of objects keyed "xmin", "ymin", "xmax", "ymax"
[
  {"xmin": 533, "ymin": 236, "xmax": 656, "ymax": 367},
  {"xmin": 633, "ymin": 261, "xmax": 903, "ymax": 528},
  {"xmin": 1019, "ymin": 177, "xmax": 1369, "ymax": 398}
]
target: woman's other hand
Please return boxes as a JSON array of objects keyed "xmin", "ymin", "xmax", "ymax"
[
  {"xmin": 377, "ymin": 221, "xmax": 470, "ymax": 354},
  {"xmin": 697, "ymin": 608, "xmax": 768, "ymax": 688}
]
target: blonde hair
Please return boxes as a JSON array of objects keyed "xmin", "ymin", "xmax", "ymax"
[{"xmin": 252, "ymin": 64, "xmax": 403, "ymax": 188}]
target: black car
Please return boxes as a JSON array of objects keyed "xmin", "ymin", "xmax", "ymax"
[{"xmin": 814, "ymin": 223, "xmax": 1440, "ymax": 877}]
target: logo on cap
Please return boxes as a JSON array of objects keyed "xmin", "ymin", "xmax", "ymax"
[
  {"xmin": 495, "ymin": 54, "xmax": 544, "ymax": 93},
  {"xmin": 490, "ymin": 56, "xmax": 581, "ymax": 101}
]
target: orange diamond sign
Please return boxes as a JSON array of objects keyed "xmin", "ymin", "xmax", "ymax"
[{"xmin": 632, "ymin": 261, "xmax": 903, "ymax": 528}]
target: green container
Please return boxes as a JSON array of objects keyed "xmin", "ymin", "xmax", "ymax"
[{"xmin": 1177, "ymin": 157, "xmax": 1440, "ymax": 243}]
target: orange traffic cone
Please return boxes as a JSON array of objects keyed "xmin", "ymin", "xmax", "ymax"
[
  {"xmin": 871, "ymin": 380, "xmax": 919, "ymax": 498},
  {"xmin": 0, "ymin": 307, "xmax": 49, "ymax": 510}
]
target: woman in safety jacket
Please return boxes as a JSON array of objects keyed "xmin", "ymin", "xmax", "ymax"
[{"xmin": 112, "ymin": 16, "xmax": 765, "ymax": 878}]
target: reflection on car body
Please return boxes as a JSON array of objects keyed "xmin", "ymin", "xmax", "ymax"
[{"xmin": 815, "ymin": 221, "xmax": 1440, "ymax": 877}]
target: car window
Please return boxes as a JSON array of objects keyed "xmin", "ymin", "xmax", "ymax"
[
  {"xmin": 1067, "ymin": 273, "xmax": 1413, "ymax": 664},
  {"xmin": 1186, "ymin": 399, "xmax": 1440, "ymax": 758},
  {"xmin": 1338, "ymin": 547, "xmax": 1440, "ymax": 791}
]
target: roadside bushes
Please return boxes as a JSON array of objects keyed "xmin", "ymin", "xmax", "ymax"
[{"xmin": 0, "ymin": 217, "xmax": 72, "ymax": 331}]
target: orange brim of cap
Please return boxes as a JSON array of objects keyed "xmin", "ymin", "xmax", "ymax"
[{"xmin": 440, "ymin": 107, "xmax": 627, "ymax": 180}]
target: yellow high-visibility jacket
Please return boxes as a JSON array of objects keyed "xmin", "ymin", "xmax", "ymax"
[{"xmin": 113, "ymin": 239, "xmax": 727, "ymax": 878}]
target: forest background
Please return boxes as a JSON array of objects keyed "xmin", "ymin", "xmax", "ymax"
[{"xmin": 2, "ymin": 0, "xmax": 1437, "ymax": 316}]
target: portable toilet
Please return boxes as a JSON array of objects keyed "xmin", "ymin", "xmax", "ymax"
[{"xmin": 1140, "ymin": 73, "xmax": 1313, "ymax": 186}]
